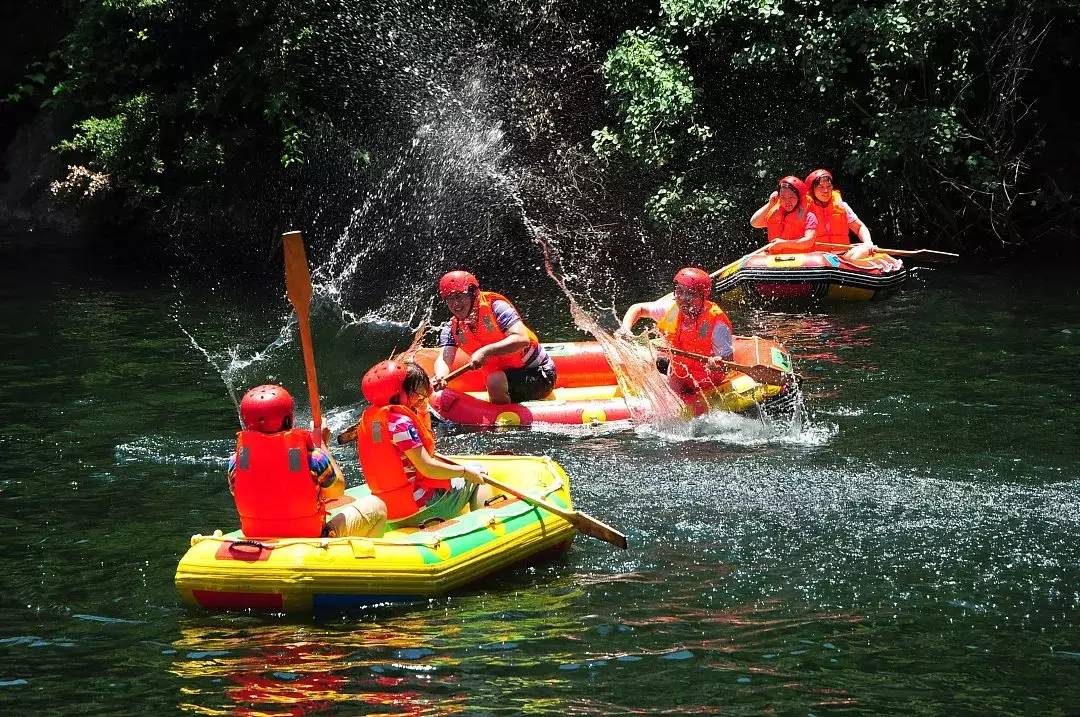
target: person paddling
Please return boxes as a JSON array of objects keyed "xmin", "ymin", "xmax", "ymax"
[
  {"xmin": 804, "ymin": 168, "xmax": 902, "ymax": 269},
  {"xmin": 750, "ymin": 175, "xmax": 818, "ymax": 254},
  {"xmin": 432, "ymin": 270, "xmax": 556, "ymax": 404},
  {"xmin": 619, "ymin": 268, "xmax": 735, "ymax": 396},
  {"xmin": 357, "ymin": 360, "xmax": 493, "ymax": 527},
  {"xmin": 227, "ymin": 384, "xmax": 386, "ymax": 538}
]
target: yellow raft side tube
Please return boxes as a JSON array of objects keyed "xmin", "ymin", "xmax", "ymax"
[{"xmin": 175, "ymin": 455, "xmax": 576, "ymax": 614}]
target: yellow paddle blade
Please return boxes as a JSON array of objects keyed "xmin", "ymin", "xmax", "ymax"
[{"xmin": 283, "ymin": 231, "xmax": 313, "ymax": 311}]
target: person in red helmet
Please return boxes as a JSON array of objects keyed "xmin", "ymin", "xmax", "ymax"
[
  {"xmin": 804, "ymin": 169, "xmax": 900, "ymax": 267},
  {"xmin": 619, "ymin": 268, "xmax": 735, "ymax": 396},
  {"xmin": 432, "ymin": 270, "xmax": 556, "ymax": 405},
  {"xmin": 357, "ymin": 360, "xmax": 491, "ymax": 526},
  {"xmin": 227, "ymin": 384, "xmax": 386, "ymax": 538},
  {"xmin": 750, "ymin": 175, "xmax": 818, "ymax": 254}
]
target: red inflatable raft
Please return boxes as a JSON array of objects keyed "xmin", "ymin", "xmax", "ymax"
[{"xmin": 411, "ymin": 339, "xmax": 798, "ymax": 428}]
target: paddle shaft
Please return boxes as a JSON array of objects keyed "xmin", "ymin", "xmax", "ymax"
[
  {"xmin": 433, "ymin": 361, "xmax": 474, "ymax": 389},
  {"xmin": 657, "ymin": 344, "xmax": 790, "ymax": 386},
  {"xmin": 337, "ymin": 362, "xmax": 473, "ymax": 445},
  {"xmin": 282, "ymin": 231, "xmax": 323, "ymax": 437},
  {"xmin": 479, "ymin": 473, "xmax": 628, "ymax": 550},
  {"xmin": 657, "ymin": 244, "xmax": 771, "ymax": 302},
  {"xmin": 815, "ymin": 242, "xmax": 959, "ymax": 261}
]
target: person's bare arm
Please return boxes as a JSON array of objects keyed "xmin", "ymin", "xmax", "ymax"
[
  {"xmin": 404, "ymin": 446, "xmax": 488, "ymax": 484},
  {"xmin": 620, "ymin": 303, "xmax": 652, "ymax": 334},
  {"xmin": 469, "ymin": 321, "xmax": 531, "ymax": 367}
]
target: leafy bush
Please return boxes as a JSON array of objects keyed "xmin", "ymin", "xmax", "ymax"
[{"xmin": 593, "ymin": 0, "xmax": 1053, "ymax": 249}]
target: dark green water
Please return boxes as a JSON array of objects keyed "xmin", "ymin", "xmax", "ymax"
[{"xmin": 2, "ymin": 239, "xmax": 1079, "ymax": 715}]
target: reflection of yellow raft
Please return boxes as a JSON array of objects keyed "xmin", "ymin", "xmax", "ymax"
[{"xmin": 175, "ymin": 455, "xmax": 575, "ymax": 614}]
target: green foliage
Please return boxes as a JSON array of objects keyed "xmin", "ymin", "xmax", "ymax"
[
  {"xmin": 56, "ymin": 93, "xmax": 162, "ymax": 197},
  {"xmin": 646, "ymin": 174, "xmax": 734, "ymax": 227},
  {"xmin": 3, "ymin": 61, "xmax": 53, "ymax": 106},
  {"xmin": 45, "ymin": 0, "xmax": 346, "ymax": 210},
  {"xmin": 593, "ymin": 29, "xmax": 706, "ymax": 166},
  {"xmin": 594, "ymin": 0, "xmax": 1039, "ymax": 246}
]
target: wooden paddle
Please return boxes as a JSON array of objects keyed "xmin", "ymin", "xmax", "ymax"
[
  {"xmin": 282, "ymin": 230, "xmax": 324, "ymax": 442},
  {"xmin": 653, "ymin": 342, "xmax": 792, "ymax": 386},
  {"xmin": 336, "ymin": 362, "xmax": 473, "ymax": 444},
  {"xmin": 435, "ymin": 450, "xmax": 627, "ymax": 549},
  {"xmin": 815, "ymin": 242, "xmax": 959, "ymax": 262},
  {"xmin": 657, "ymin": 243, "xmax": 771, "ymax": 302},
  {"xmin": 481, "ymin": 473, "xmax": 627, "ymax": 549}
]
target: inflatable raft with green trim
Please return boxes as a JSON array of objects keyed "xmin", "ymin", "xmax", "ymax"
[{"xmin": 175, "ymin": 454, "xmax": 576, "ymax": 614}]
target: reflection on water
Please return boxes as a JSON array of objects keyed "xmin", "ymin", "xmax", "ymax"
[
  {"xmin": 169, "ymin": 577, "xmax": 880, "ymax": 716},
  {"xmin": 171, "ymin": 582, "xmax": 590, "ymax": 715}
]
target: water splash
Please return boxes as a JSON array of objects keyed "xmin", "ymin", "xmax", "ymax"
[
  {"xmin": 173, "ymin": 301, "xmax": 297, "ymax": 419},
  {"xmin": 166, "ymin": 17, "xmax": 824, "ymax": 449},
  {"xmin": 531, "ymin": 223, "xmax": 686, "ymax": 429},
  {"xmin": 115, "ymin": 436, "xmax": 233, "ymax": 468}
]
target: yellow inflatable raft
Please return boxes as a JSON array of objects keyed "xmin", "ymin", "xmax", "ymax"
[{"xmin": 175, "ymin": 454, "xmax": 576, "ymax": 614}]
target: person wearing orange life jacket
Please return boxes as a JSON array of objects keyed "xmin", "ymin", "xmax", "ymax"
[
  {"xmin": 227, "ymin": 384, "xmax": 386, "ymax": 538},
  {"xmin": 357, "ymin": 360, "xmax": 493, "ymax": 526},
  {"xmin": 750, "ymin": 175, "xmax": 819, "ymax": 254},
  {"xmin": 804, "ymin": 168, "xmax": 902, "ymax": 269},
  {"xmin": 432, "ymin": 270, "xmax": 556, "ymax": 404},
  {"xmin": 619, "ymin": 268, "xmax": 735, "ymax": 396}
]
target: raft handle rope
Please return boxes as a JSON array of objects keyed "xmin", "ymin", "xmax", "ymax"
[{"xmin": 228, "ymin": 539, "xmax": 270, "ymax": 552}]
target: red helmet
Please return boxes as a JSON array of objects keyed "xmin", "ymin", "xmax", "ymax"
[
  {"xmin": 240, "ymin": 384, "xmax": 294, "ymax": 432},
  {"xmin": 804, "ymin": 169, "xmax": 833, "ymax": 197},
  {"xmin": 674, "ymin": 267, "xmax": 712, "ymax": 298},
  {"xmin": 361, "ymin": 360, "xmax": 408, "ymax": 407},
  {"xmin": 438, "ymin": 270, "xmax": 479, "ymax": 299},
  {"xmin": 778, "ymin": 175, "xmax": 807, "ymax": 202}
]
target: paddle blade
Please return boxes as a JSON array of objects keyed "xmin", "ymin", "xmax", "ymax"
[
  {"xmin": 567, "ymin": 510, "xmax": 628, "ymax": 549},
  {"xmin": 337, "ymin": 421, "xmax": 359, "ymax": 445},
  {"xmin": 282, "ymin": 231, "xmax": 313, "ymax": 310},
  {"xmin": 481, "ymin": 472, "xmax": 628, "ymax": 549},
  {"xmin": 727, "ymin": 362, "xmax": 788, "ymax": 387},
  {"xmin": 894, "ymin": 248, "xmax": 959, "ymax": 262}
]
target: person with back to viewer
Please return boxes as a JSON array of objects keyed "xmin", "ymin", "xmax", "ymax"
[{"xmin": 227, "ymin": 384, "xmax": 387, "ymax": 538}]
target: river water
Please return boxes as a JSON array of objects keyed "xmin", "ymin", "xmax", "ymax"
[{"xmin": 2, "ymin": 236, "xmax": 1079, "ymax": 715}]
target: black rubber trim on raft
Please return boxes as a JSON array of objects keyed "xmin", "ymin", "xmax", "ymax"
[{"xmin": 714, "ymin": 267, "xmax": 909, "ymax": 294}]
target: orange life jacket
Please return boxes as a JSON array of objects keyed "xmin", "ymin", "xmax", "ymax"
[
  {"xmin": 357, "ymin": 404, "xmax": 445, "ymax": 520},
  {"xmin": 450, "ymin": 291, "xmax": 539, "ymax": 372},
  {"xmin": 765, "ymin": 202, "xmax": 815, "ymax": 253},
  {"xmin": 809, "ymin": 190, "xmax": 851, "ymax": 244},
  {"xmin": 232, "ymin": 428, "xmax": 325, "ymax": 538},
  {"xmin": 656, "ymin": 301, "xmax": 733, "ymax": 383}
]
